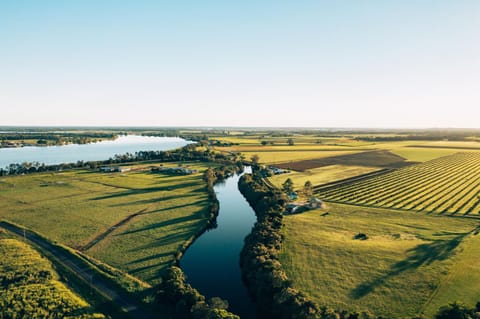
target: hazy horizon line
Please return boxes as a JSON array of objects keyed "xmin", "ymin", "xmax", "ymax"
[{"xmin": 1, "ymin": 125, "xmax": 479, "ymax": 131}]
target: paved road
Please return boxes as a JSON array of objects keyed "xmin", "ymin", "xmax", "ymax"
[{"xmin": 0, "ymin": 221, "xmax": 159, "ymax": 319}]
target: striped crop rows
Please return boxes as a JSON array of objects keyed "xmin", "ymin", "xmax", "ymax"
[{"xmin": 315, "ymin": 152, "xmax": 480, "ymax": 215}]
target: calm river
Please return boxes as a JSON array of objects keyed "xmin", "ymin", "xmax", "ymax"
[
  {"xmin": 181, "ymin": 167, "xmax": 257, "ymax": 319},
  {"xmin": 0, "ymin": 135, "xmax": 191, "ymax": 168}
]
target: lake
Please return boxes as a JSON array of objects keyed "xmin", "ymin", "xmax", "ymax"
[{"xmin": 0, "ymin": 135, "xmax": 191, "ymax": 168}]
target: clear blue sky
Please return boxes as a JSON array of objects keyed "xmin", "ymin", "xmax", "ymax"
[{"xmin": 1, "ymin": 1, "xmax": 479, "ymax": 128}]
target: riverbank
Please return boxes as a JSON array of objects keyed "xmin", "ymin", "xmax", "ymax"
[{"xmin": 238, "ymin": 173, "xmax": 321, "ymax": 319}]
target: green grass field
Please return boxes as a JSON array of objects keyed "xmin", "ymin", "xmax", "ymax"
[
  {"xmin": 279, "ymin": 203, "xmax": 480, "ymax": 318},
  {"xmin": 0, "ymin": 161, "xmax": 214, "ymax": 285},
  {"xmin": 268, "ymin": 165, "xmax": 379, "ymax": 190},
  {"xmin": 242, "ymin": 150, "xmax": 363, "ymax": 164},
  {"xmin": 0, "ymin": 238, "xmax": 104, "ymax": 318}
]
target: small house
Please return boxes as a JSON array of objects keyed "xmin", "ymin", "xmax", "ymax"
[
  {"xmin": 307, "ymin": 197, "xmax": 323, "ymax": 209},
  {"xmin": 269, "ymin": 166, "xmax": 288, "ymax": 175},
  {"xmin": 288, "ymin": 192, "xmax": 298, "ymax": 200}
]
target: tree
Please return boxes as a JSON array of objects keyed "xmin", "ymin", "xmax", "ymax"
[
  {"xmin": 250, "ymin": 154, "xmax": 260, "ymax": 166},
  {"xmin": 261, "ymin": 140, "xmax": 268, "ymax": 146},
  {"xmin": 282, "ymin": 178, "xmax": 294, "ymax": 194},
  {"xmin": 303, "ymin": 180, "xmax": 313, "ymax": 198},
  {"xmin": 435, "ymin": 302, "xmax": 475, "ymax": 319},
  {"xmin": 208, "ymin": 297, "xmax": 229, "ymax": 310},
  {"xmin": 204, "ymin": 168, "xmax": 216, "ymax": 189},
  {"xmin": 287, "ymin": 138, "xmax": 294, "ymax": 146}
]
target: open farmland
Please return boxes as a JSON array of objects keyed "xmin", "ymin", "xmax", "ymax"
[
  {"xmin": 268, "ymin": 165, "xmax": 381, "ymax": 190},
  {"xmin": 0, "ymin": 162, "xmax": 213, "ymax": 284},
  {"xmin": 275, "ymin": 150, "xmax": 410, "ymax": 171},
  {"xmin": 213, "ymin": 133, "xmax": 480, "ymax": 164},
  {"xmin": 0, "ymin": 238, "xmax": 103, "ymax": 318},
  {"xmin": 279, "ymin": 203, "xmax": 480, "ymax": 318},
  {"xmin": 315, "ymin": 152, "xmax": 480, "ymax": 215},
  {"xmin": 240, "ymin": 150, "xmax": 363, "ymax": 165}
]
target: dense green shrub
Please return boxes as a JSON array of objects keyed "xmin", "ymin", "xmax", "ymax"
[{"xmin": 156, "ymin": 266, "xmax": 239, "ymax": 319}]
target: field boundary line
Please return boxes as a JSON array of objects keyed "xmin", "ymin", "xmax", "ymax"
[{"xmin": 81, "ymin": 208, "xmax": 150, "ymax": 251}]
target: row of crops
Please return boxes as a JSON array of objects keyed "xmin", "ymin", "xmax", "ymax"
[{"xmin": 315, "ymin": 152, "xmax": 480, "ymax": 215}]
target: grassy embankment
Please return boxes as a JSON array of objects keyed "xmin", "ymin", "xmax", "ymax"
[
  {"xmin": 0, "ymin": 236, "xmax": 104, "ymax": 318},
  {"xmin": 279, "ymin": 203, "xmax": 480, "ymax": 318},
  {"xmin": 0, "ymin": 161, "xmax": 216, "ymax": 285}
]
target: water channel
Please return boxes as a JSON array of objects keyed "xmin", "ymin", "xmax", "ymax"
[{"xmin": 181, "ymin": 167, "xmax": 258, "ymax": 319}]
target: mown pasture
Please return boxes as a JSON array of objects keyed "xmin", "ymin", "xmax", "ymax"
[
  {"xmin": 279, "ymin": 203, "xmax": 480, "ymax": 318},
  {"xmin": 0, "ymin": 161, "xmax": 214, "ymax": 284},
  {"xmin": 268, "ymin": 165, "xmax": 380, "ymax": 190},
  {"xmin": 0, "ymin": 238, "xmax": 104, "ymax": 318},
  {"xmin": 315, "ymin": 152, "xmax": 480, "ymax": 215}
]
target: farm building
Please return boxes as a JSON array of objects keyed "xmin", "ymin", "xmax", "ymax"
[
  {"xmin": 99, "ymin": 166, "xmax": 131, "ymax": 173},
  {"xmin": 285, "ymin": 197, "xmax": 324, "ymax": 214},
  {"xmin": 288, "ymin": 192, "xmax": 298, "ymax": 200},
  {"xmin": 269, "ymin": 166, "xmax": 289, "ymax": 175}
]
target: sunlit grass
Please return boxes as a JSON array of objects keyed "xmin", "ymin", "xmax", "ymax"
[{"xmin": 279, "ymin": 203, "xmax": 480, "ymax": 318}]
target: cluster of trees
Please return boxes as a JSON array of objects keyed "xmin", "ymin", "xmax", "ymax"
[
  {"xmin": 156, "ymin": 266, "xmax": 239, "ymax": 319},
  {"xmin": 208, "ymin": 139, "xmax": 239, "ymax": 147},
  {"xmin": 434, "ymin": 302, "xmax": 480, "ymax": 319},
  {"xmin": 280, "ymin": 178, "xmax": 313, "ymax": 198},
  {"xmin": 0, "ymin": 132, "xmax": 118, "ymax": 147},
  {"xmin": 259, "ymin": 138, "xmax": 294, "ymax": 146},
  {"xmin": 282, "ymin": 178, "xmax": 294, "ymax": 194}
]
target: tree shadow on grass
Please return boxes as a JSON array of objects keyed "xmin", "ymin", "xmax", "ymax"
[
  {"xmin": 129, "ymin": 263, "xmax": 166, "ymax": 276},
  {"xmin": 350, "ymin": 231, "xmax": 468, "ymax": 299},
  {"xmin": 126, "ymin": 252, "xmax": 173, "ymax": 265},
  {"xmin": 90, "ymin": 181, "xmax": 202, "ymax": 201},
  {"xmin": 109, "ymin": 193, "xmax": 200, "ymax": 207},
  {"xmin": 127, "ymin": 226, "xmax": 197, "ymax": 252},
  {"xmin": 119, "ymin": 213, "xmax": 203, "ymax": 236}
]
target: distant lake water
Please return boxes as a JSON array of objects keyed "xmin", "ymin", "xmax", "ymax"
[{"xmin": 0, "ymin": 135, "xmax": 191, "ymax": 168}]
